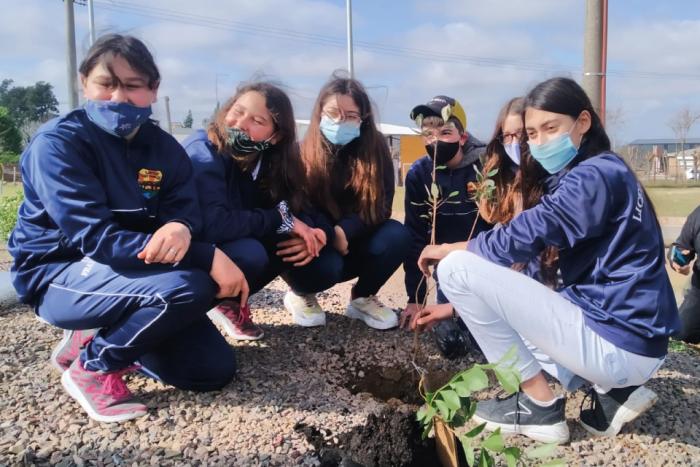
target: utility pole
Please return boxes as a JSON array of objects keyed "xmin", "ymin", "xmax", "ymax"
[
  {"xmin": 346, "ymin": 0, "xmax": 355, "ymax": 78},
  {"xmin": 583, "ymin": 0, "xmax": 607, "ymax": 123},
  {"xmin": 65, "ymin": 0, "xmax": 79, "ymax": 109},
  {"xmin": 164, "ymin": 96, "xmax": 173, "ymax": 134},
  {"xmin": 88, "ymin": 0, "xmax": 96, "ymax": 45}
]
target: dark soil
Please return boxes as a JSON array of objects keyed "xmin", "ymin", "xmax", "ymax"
[{"xmin": 295, "ymin": 406, "xmax": 441, "ymax": 467}]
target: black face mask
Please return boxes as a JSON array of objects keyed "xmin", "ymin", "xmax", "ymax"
[{"xmin": 425, "ymin": 141, "xmax": 460, "ymax": 165}]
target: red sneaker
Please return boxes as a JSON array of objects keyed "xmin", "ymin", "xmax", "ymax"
[
  {"xmin": 50, "ymin": 329, "xmax": 97, "ymax": 373},
  {"xmin": 61, "ymin": 359, "xmax": 147, "ymax": 423},
  {"xmin": 207, "ymin": 300, "xmax": 264, "ymax": 340}
]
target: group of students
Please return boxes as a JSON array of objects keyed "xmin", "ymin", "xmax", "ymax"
[{"xmin": 9, "ymin": 34, "xmax": 682, "ymax": 446}]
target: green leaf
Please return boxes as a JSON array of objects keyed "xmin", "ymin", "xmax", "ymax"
[
  {"xmin": 485, "ymin": 179, "xmax": 495, "ymax": 187},
  {"xmin": 481, "ymin": 429, "xmax": 505, "ymax": 453},
  {"xmin": 493, "ymin": 366, "xmax": 521, "ymax": 394},
  {"xmin": 421, "ymin": 418, "xmax": 433, "ymax": 439},
  {"xmin": 434, "ymin": 399, "xmax": 452, "ymax": 420},
  {"xmin": 416, "ymin": 405, "xmax": 436, "ymax": 424},
  {"xmin": 525, "ymin": 442, "xmax": 558, "ymax": 459},
  {"xmin": 440, "ymin": 389, "xmax": 461, "ymax": 411},
  {"xmin": 464, "ymin": 422, "xmax": 486, "ymax": 438},
  {"xmin": 487, "ymin": 168, "xmax": 499, "ymax": 177},
  {"xmin": 419, "ymin": 214, "xmax": 431, "ymax": 219},
  {"xmin": 451, "ymin": 411, "xmax": 467, "ymax": 428},
  {"xmin": 466, "ymin": 399, "xmax": 477, "ymax": 419},
  {"xmin": 459, "ymin": 434, "xmax": 475, "ymax": 467},
  {"xmin": 504, "ymin": 447, "xmax": 521, "ymax": 467},
  {"xmin": 478, "ymin": 449, "xmax": 493, "ymax": 467},
  {"xmin": 448, "ymin": 190, "xmax": 459, "ymax": 198},
  {"xmin": 459, "ymin": 366, "xmax": 489, "ymax": 392},
  {"xmin": 431, "ymin": 182, "xmax": 439, "ymax": 198},
  {"xmin": 435, "ymin": 165, "xmax": 447, "ymax": 170},
  {"xmin": 451, "ymin": 380, "xmax": 472, "ymax": 398}
]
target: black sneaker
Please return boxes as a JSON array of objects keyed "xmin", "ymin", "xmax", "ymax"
[
  {"xmin": 579, "ymin": 385, "xmax": 657, "ymax": 437},
  {"xmin": 432, "ymin": 319, "xmax": 471, "ymax": 359},
  {"xmin": 473, "ymin": 392, "xmax": 570, "ymax": 444}
]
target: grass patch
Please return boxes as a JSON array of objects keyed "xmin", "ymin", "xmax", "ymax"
[{"xmin": 646, "ymin": 187, "xmax": 700, "ymax": 218}]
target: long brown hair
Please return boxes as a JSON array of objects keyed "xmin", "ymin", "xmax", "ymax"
[
  {"xmin": 207, "ymin": 81, "xmax": 305, "ymax": 212},
  {"xmin": 301, "ymin": 75, "xmax": 389, "ymax": 225},
  {"xmin": 479, "ymin": 97, "xmax": 525, "ymax": 224},
  {"xmin": 480, "ymin": 97, "xmax": 559, "ymax": 286}
]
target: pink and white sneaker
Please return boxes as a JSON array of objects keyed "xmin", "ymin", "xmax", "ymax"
[
  {"xmin": 207, "ymin": 300, "xmax": 264, "ymax": 340},
  {"xmin": 61, "ymin": 359, "xmax": 148, "ymax": 423},
  {"xmin": 50, "ymin": 329, "xmax": 98, "ymax": 373}
]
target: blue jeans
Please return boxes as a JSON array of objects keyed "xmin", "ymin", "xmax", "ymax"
[
  {"xmin": 284, "ymin": 219, "xmax": 411, "ymax": 297},
  {"xmin": 36, "ymin": 257, "xmax": 235, "ymax": 392}
]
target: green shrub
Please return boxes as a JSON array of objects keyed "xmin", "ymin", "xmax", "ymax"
[{"xmin": 0, "ymin": 190, "xmax": 23, "ymax": 241}]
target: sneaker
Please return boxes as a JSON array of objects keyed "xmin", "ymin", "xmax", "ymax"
[
  {"xmin": 284, "ymin": 291, "xmax": 326, "ymax": 327},
  {"xmin": 433, "ymin": 319, "xmax": 471, "ymax": 360},
  {"xmin": 61, "ymin": 359, "xmax": 148, "ymax": 423},
  {"xmin": 472, "ymin": 392, "xmax": 570, "ymax": 444},
  {"xmin": 346, "ymin": 296, "xmax": 398, "ymax": 330},
  {"xmin": 207, "ymin": 300, "xmax": 264, "ymax": 340},
  {"xmin": 50, "ymin": 329, "xmax": 98, "ymax": 373},
  {"xmin": 579, "ymin": 385, "xmax": 657, "ymax": 437}
]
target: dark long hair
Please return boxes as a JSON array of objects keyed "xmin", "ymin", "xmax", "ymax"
[
  {"xmin": 207, "ymin": 81, "xmax": 305, "ymax": 212},
  {"xmin": 79, "ymin": 34, "xmax": 160, "ymax": 89},
  {"xmin": 301, "ymin": 74, "xmax": 390, "ymax": 225},
  {"xmin": 522, "ymin": 76, "xmax": 660, "ymax": 245},
  {"xmin": 524, "ymin": 77, "xmax": 610, "ymax": 161}
]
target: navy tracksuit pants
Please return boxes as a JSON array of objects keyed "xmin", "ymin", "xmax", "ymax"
[
  {"xmin": 220, "ymin": 219, "xmax": 411, "ymax": 298},
  {"xmin": 36, "ymin": 257, "xmax": 235, "ymax": 392}
]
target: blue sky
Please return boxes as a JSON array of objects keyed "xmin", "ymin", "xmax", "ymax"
[{"xmin": 1, "ymin": 0, "xmax": 699, "ymax": 144}]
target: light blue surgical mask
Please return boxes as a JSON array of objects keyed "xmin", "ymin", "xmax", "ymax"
[
  {"xmin": 85, "ymin": 100, "xmax": 152, "ymax": 138},
  {"xmin": 503, "ymin": 142, "xmax": 521, "ymax": 165},
  {"xmin": 320, "ymin": 115, "xmax": 361, "ymax": 146},
  {"xmin": 527, "ymin": 120, "xmax": 580, "ymax": 174}
]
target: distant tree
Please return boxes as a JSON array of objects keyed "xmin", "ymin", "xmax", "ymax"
[
  {"xmin": 0, "ymin": 106, "xmax": 22, "ymax": 155},
  {"xmin": 668, "ymin": 107, "xmax": 700, "ymax": 182},
  {"xmin": 0, "ymin": 79, "xmax": 59, "ymax": 139},
  {"xmin": 183, "ymin": 109, "xmax": 193, "ymax": 128}
]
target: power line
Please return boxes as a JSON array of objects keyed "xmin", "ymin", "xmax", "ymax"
[{"xmin": 92, "ymin": 0, "xmax": 700, "ymax": 81}]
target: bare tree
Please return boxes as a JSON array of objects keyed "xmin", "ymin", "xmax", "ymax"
[
  {"xmin": 668, "ymin": 107, "xmax": 700, "ymax": 182},
  {"xmin": 605, "ymin": 105, "xmax": 625, "ymax": 150}
]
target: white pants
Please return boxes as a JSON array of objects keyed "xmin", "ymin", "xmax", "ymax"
[{"xmin": 437, "ymin": 251, "xmax": 665, "ymax": 392}]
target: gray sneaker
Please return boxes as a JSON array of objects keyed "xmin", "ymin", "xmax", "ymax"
[{"xmin": 473, "ymin": 392, "xmax": 570, "ymax": 444}]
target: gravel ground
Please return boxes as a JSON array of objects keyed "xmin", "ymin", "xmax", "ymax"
[{"xmin": 1, "ymin": 270, "xmax": 699, "ymax": 466}]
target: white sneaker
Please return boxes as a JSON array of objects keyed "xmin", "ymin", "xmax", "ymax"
[
  {"xmin": 346, "ymin": 296, "xmax": 398, "ymax": 330},
  {"xmin": 284, "ymin": 291, "xmax": 326, "ymax": 327}
]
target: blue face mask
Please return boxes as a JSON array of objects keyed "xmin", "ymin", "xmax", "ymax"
[
  {"xmin": 527, "ymin": 121, "xmax": 580, "ymax": 174},
  {"xmin": 503, "ymin": 142, "xmax": 521, "ymax": 165},
  {"xmin": 85, "ymin": 100, "xmax": 152, "ymax": 138},
  {"xmin": 320, "ymin": 115, "xmax": 361, "ymax": 146}
]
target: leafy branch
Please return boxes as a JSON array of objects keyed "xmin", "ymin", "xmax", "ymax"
[{"xmin": 416, "ymin": 348, "xmax": 564, "ymax": 466}]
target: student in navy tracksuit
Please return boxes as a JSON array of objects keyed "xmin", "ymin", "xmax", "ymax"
[
  {"xmin": 398, "ymin": 95, "xmax": 490, "ymax": 358},
  {"xmin": 283, "ymin": 75, "xmax": 411, "ymax": 330},
  {"xmin": 183, "ymin": 82, "xmax": 329, "ymax": 339},
  {"xmin": 8, "ymin": 35, "xmax": 244, "ymax": 423},
  {"xmin": 413, "ymin": 77, "xmax": 680, "ymax": 444}
]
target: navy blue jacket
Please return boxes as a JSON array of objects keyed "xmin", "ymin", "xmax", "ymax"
[
  {"xmin": 404, "ymin": 135, "xmax": 490, "ymax": 303},
  {"xmin": 183, "ymin": 130, "xmax": 332, "ymax": 244},
  {"xmin": 468, "ymin": 153, "xmax": 680, "ymax": 358},
  {"xmin": 9, "ymin": 110, "xmax": 215, "ymax": 305}
]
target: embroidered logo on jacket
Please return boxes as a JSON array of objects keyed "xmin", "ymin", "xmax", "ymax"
[{"xmin": 138, "ymin": 168, "xmax": 163, "ymax": 199}]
